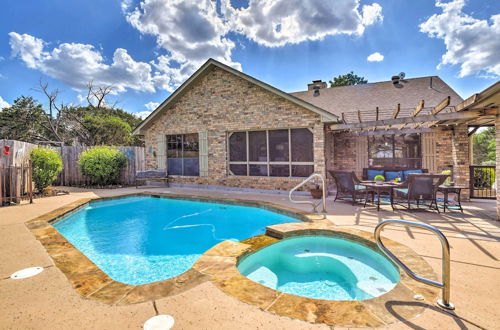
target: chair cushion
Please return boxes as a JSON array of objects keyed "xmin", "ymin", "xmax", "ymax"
[
  {"xmin": 355, "ymin": 185, "xmax": 366, "ymax": 191},
  {"xmin": 403, "ymin": 169, "xmax": 422, "ymax": 181},
  {"xmin": 394, "ymin": 188, "xmax": 408, "ymax": 197},
  {"xmin": 385, "ymin": 171, "xmax": 403, "ymax": 182},
  {"xmin": 367, "ymin": 169, "xmax": 384, "ymax": 180}
]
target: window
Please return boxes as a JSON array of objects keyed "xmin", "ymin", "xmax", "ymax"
[
  {"xmin": 368, "ymin": 134, "xmax": 422, "ymax": 168},
  {"xmin": 228, "ymin": 128, "xmax": 314, "ymax": 177},
  {"xmin": 167, "ymin": 134, "xmax": 199, "ymax": 176}
]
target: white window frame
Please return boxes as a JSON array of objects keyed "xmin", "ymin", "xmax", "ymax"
[{"xmin": 227, "ymin": 128, "xmax": 314, "ymax": 177}]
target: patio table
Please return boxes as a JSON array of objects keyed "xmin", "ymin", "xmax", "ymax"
[
  {"xmin": 438, "ymin": 185, "xmax": 466, "ymax": 213},
  {"xmin": 363, "ymin": 182, "xmax": 399, "ymax": 211}
]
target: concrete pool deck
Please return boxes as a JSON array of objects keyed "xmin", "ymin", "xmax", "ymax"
[{"xmin": 1, "ymin": 186, "xmax": 499, "ymax": 329}]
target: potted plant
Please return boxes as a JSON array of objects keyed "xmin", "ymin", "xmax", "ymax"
[
  {"xmin": 374, "ymin": 175, "xmax": 385, "ymax": 185},
  {"xmin": 310, "ymin": 183, "xmax": 323, "ymax": 199},
  {"xmin": 441, "ymin": 169, "xmax": 454, "ymax": 186}
]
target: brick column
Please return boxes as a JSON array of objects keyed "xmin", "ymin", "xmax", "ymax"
[
  {"xmin": 496, "ymin": 115, "xmax": 500, "ymax": 220},
  {"xmin": 451, "ymin": 125, "xmax": 470, "ymax": 200}
]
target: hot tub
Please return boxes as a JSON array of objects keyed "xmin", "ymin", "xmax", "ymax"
[{"xmin": 237, "ymin": 235, "xmax": 400, "ymax": 301}]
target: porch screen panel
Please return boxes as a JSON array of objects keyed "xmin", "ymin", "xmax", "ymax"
[
  {"xmin": 228, "ymin": 128, "xmax": 314, "ymax": 177},
  {"xmin": 291, "ymin": 128, "xmax": 314, "ymax": 177},
  {"xmin": 229, "ymin": 132, "xmax": 246, "ymax": 161},
  {"xmin": 269, "ymin": 129, "xmax": 289, "ymax": 162}
]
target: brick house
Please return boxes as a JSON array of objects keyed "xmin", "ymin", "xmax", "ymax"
[{"xmin": 133, "ymin": 58, "xmax": 495, "ymax": 198}]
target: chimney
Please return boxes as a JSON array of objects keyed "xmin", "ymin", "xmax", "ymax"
[{"xmin": 307, "ymin": 80, "xmax": 327, "ymax": 91}]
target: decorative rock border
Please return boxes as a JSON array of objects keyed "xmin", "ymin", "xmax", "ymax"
[{"xmin": 26, "ymin": 192, "xmax": 439, "ymax": 327}]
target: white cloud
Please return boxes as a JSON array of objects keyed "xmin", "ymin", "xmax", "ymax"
[
  {"xmin": 361, "ymin": 3, "xmax": 383, "ymax": 26},
  {"xmin": 9, "ymin": 32, "xmax": 156, "ymax": 93},
  {"xmin": 145, "ymin": 101, "xmax": 159, "ymax": 111},
  {"xmin": 126, "ymin": 0, "xmax": 241, "ymax": 91},
  {"xmin": 0, "ymin": 96, "xmax": 9, "ymax": 109},
  {"xmin": 134, "ymin": 110, "xmax": 152, "ymax": 119},
  {"xmin": 420, "ymin": 0, "xmax": 500, "ymax": 77},
  {"xmin": 9, "ymin": 32, "xmax": 44, "ymax": 68},
  {"xmin": 367, "ymin": 52, "xmax": 384, "ymax": 62},
  {"xmin": 221, "ymin": 0, "xmax": 383, "ymax": 47}
]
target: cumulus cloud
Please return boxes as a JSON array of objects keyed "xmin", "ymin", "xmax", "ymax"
[
  {"xmin": 420, "ymin": 0, "xmax": 500, "ymax": 77},
  {"xmin": 0, "ymin": 96, "xmax": 9, "ymax": 109},
  {"xmin": 126, "ymin": 0, "xmax": 241, "ymax": 91},
  {"xmin": 367, "ymin": 52, "xmax": 384, "ymax": 62},
  {"xmin": 145, "ymin": 101, "xmax": 159, "ymax": 111},
  {"xmin": 134, "ymin": 110, "xmax": 153, "ymax": 119},
  {"xmin": 9, "ymin": 32, "xmax": 156, "ymax": 93},
  {"xmin": 221, "ymin": 0, "xmax": 383, "ymax": 47}
]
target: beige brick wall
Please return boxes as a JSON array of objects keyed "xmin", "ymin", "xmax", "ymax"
[{"xmin": 142, "ymin": 67, "xmax": 325, "ymax": 191}]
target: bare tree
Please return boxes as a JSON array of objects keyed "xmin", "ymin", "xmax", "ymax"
[
  {"xmin": 32, "ymin": 79, "xmax": 65, "ymax": 143},
  {"xmin": 86, "ymin": 81, "xmax": 117, "ymax": 109}
]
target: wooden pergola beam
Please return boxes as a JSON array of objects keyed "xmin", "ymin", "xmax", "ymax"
[
  {"xmin": 430, "ymin": 96, "xmax": 451, "ymax": 115},
  {"xmin": 412, "ymin": 100, "xmax": 425, "ymax": 116},
  {"xmin": 330, "ymin": 107, "xmax": 498, "ymax": 131},
  {"xmin": 349, "ymin": 127, "xmax": 434, "ymax": 136},
  {"xmin": 393, "ymin": 103, "xmax": 401, "ymax": 119}
]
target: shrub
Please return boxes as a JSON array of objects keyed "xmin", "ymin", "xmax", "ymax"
[
  {"xmin": 30, "ymin": 148, "xmax": 63, "ymax": 193},
  {"xmin": 78, "ymin": 146, "xmax": 127, "ymax": 186},
  {"xmin": 374, "ymin": 175, "xmax": 385, "ymax": 181}
]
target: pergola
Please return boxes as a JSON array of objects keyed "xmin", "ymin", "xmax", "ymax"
[
  {"xmin": 328, "ymin": 81, "xmax": 500, "ymax": 219},
  {"xmin": 329, "ymin": 81, "xmax": 500, "ymax": 136}
]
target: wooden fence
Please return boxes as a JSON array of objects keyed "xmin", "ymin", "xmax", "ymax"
[
  {"xmin": 0, "ymin": 140, "xmax": 37, "ymax": 205},
  {"xmin": 54, "ymin": 146, "xmax": 145, "ymax": 186}
]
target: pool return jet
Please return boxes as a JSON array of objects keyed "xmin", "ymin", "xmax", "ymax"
[{"xmin": 289, "ymin": 173, "xmax": 327, "ymax": 214}]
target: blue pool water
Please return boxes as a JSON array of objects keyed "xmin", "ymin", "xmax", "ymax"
[
  {"xmin": 53, "ymin": 196, "xmax": 299, "ymax": 285},
  {"xmin": 238, "ymin": 236, "xmax": 400, "ymax": 301}
]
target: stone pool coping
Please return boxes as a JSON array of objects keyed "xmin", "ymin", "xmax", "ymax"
[
  {"xmin": 25, "ymin": 192, "xmax": 320, "ymax": 306},
  {"xmin": 204, "ymin": 223, "xmax": 440, "ymax": 327},
  {"xmin": 26, "ymin": 192, "xmax": 439, "ymax": 327}
]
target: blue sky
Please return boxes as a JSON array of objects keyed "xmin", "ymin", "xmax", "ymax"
[{"xmin": 0, "ymin": 0, "xmax": 499, "ymax": 117}]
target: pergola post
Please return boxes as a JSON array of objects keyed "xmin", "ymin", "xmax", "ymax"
[{"xmin": 496, "ymin": 114, "xmax": 500, "ymax": 220}]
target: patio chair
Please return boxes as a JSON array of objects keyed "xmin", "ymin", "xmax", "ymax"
[
  {"xmin": 135, "ymin": 170, "xmax": 169, "ymax": 188},
  {"xmin": 329, "ymin": 170, "xmax": 366, "ymax": 205},
  {"xmin": 393, "ymin": 174, "xmax": 448, "ymax": 212}
]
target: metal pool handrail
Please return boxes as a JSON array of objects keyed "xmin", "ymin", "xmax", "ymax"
[
  {"xmin": 374, "ymin": 219, "xmax": 455, "ymax": 310},
  {"xmin": 289, "ymin": 173, "xmax": 327, "ymax": 214}
]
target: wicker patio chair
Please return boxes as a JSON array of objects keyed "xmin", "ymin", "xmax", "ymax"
[
  {"xmin": 329, "ymin": 170, "xmax": 367, "ymax": 205},
  {"xmin": 393, "ymin": 173, "xmax": 448, "ymax": 212}
]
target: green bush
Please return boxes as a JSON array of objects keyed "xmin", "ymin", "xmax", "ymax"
[
  {"xmin": 374, "ymin": 175, "xmax": 385, "ymax": 181},
  {"xmin": 30, "ymin": 148, "xmax": 63, "ymax": 193},
  {"xmin": 78, "ymin": 146, "xmax": 127, "ymax": 186}
]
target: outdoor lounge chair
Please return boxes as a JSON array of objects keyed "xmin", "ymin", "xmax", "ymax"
[
  {"xmin": 329, "ymin": 170, "xmax": 366, "ymax": 205},
  {"xmin": 393, "ymin": 173, "xmax": 448, "ymax": 212},
  {"xmin": 135, "ymin": 170, "xmax": 169, "ymax": 188}
]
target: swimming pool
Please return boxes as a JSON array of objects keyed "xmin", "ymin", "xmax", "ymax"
[
  {"xmin": 238, "ymin": 235, "xmax": 400, "ymax": 301},
  {"xmin": 53, "ymin": 196, "xmax": 300, "ymax": 285}
]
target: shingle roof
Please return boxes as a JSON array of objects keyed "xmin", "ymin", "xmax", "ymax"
[{"xmin": 290, "ymin": 76, "xmax": 463, "ymax": 117}]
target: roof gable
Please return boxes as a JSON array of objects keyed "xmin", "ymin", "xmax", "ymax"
[{"xmin": 133, "ymin": 59, "xmax": 339, "ymax": 134}]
